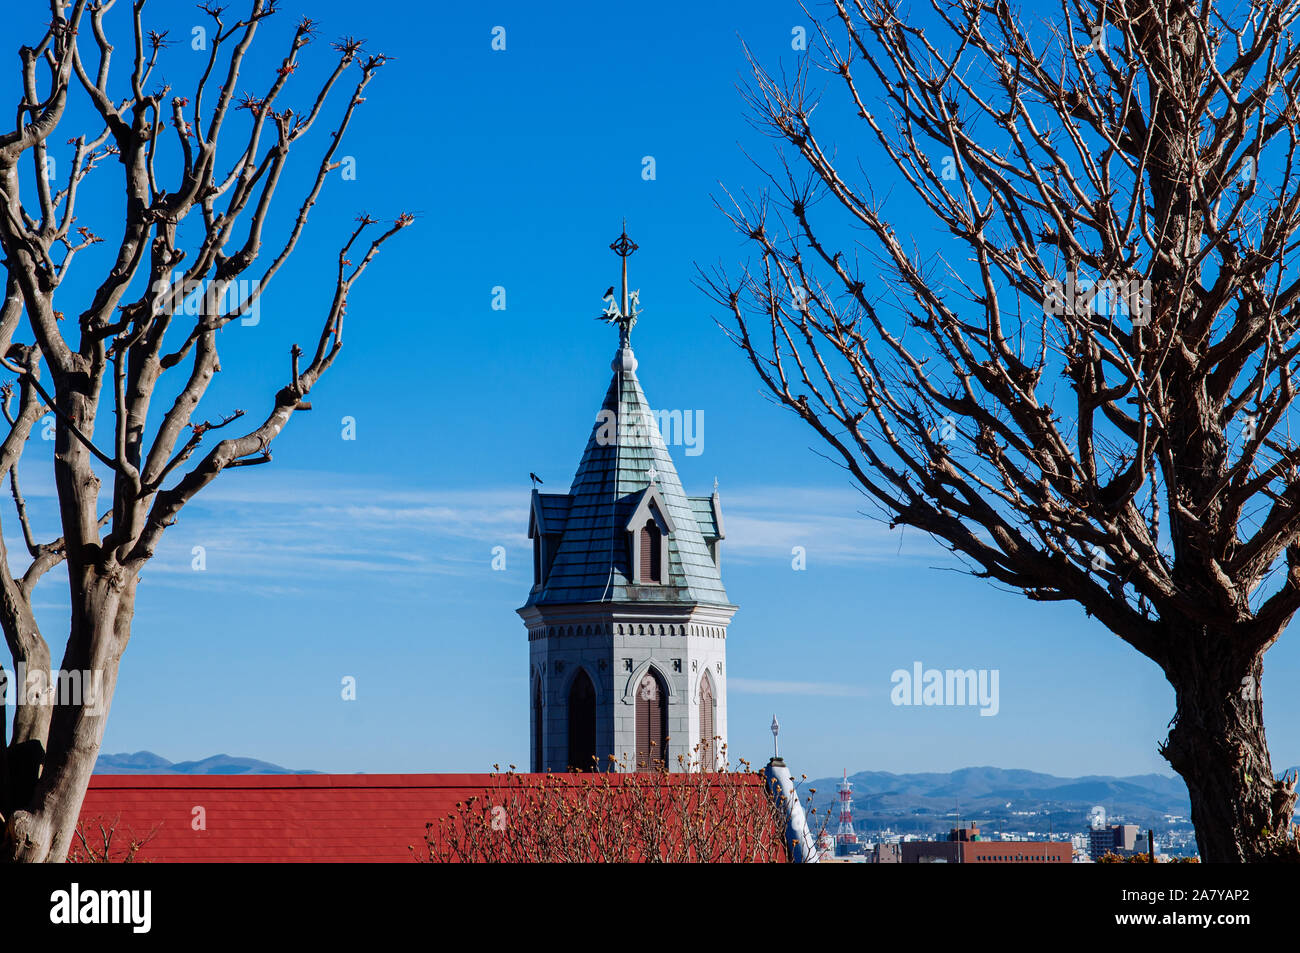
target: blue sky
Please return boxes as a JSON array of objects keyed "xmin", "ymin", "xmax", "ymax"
[{"xmin": 5, "ymin": 0, "xmax": 1298, "ymax": 781}]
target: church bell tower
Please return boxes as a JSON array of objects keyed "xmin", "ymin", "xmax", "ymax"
[{"xmin": 518, "ymin": 228, "xmax": 736, "ymax": 773}]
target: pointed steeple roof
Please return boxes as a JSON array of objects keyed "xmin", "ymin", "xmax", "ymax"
[
  {"xmin": 526, "ymin": 343, "xmax": 730, "ymax": 607},
  {"xmin": 524, "ymin": 228, "xmax": 730, "ymax": 609}
]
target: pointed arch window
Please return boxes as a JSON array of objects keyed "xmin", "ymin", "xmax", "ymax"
[
  {"xmin": 699, "ymin": 671, "xmax": 716, "ymax": 771},
  {"xmin": 640, "ymin": 519, "xmax": 662, "ymax": 584},
  {"xmin": 635, "ymin": 669, "xmax": 669, "ymax": 770},
  {"xmin": 568, "ymin": 669, "xmax": 597, "ymax": 772},
  {"xmin": 626, "ymin": 489, "xmax": 674, "ymax": 585}
]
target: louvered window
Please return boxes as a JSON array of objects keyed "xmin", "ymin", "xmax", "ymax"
[
  {"xmin": 568, "ymin": 669, "xmax": 597, "ymax": 772},
  {"xmin": 640, "ymin": 519, "xmax": 662, "ymax": 583},
  {"xmin": 699, "ymin": 672, "xmax": 715, "ymax": 771},
  {"xmin": 533, "ymin": 535, "xmax": 542, "ymax": 586},
  {"xmin": 635, "ymin": 671, "xmax": 668, "ymax": 769}
]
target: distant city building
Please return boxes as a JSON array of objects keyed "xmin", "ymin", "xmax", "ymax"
[
  {"xmin": 1089, "ymin": 823, "xmax": 1141, "ymax": 860},
  {"xmin": 888, "ymin": 825, "xmax": 1071, "ymax": 863},
  {"xmin": 874, "ymin": 842, "xmax": 902, "ymax": 863}
]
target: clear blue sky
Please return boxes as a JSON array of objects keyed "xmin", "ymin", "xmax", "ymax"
[{"xmin": 6, "ymin": 0, "xmax": 1298, "ymax": 780}]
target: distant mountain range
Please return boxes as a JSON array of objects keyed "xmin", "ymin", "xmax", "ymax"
[
  {"xmin": 95, "ymin": 751, "xmax": 318, "ymax": 775},
  {"xmin": 86, "ymin": 754, "xmax": 1271, "ymax": 842},
  {"xmin": 802, "ymin": 766, "xmax": 1195, "ymax": 836}
]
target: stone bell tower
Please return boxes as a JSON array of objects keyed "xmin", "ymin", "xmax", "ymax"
[{"xmin": 518, "ymin": 228, "xmax": 736, "ymax": 773}]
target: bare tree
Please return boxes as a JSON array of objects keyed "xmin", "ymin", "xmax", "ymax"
[
  {"xmin": 704, "ymin": 0, "xmax": 1300, "ymax": 861},
  {"xmin": 0, "ymin": 0, "xmax": 409, "ymax": 863},
  {"xmin": 68, "ymin": 813, "xmax": 158, "ymax": 863},
  {"xmin": 419, "ymin": 752, "xmax": 793, "ymax": 864}
]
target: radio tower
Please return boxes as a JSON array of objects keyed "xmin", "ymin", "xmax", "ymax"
[{"xmin": 836, "ymin": 769, "xmax": 858, "ymax": 855}]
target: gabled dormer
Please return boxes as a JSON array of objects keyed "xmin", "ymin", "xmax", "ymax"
[
  {"xmin": 528, "ymin": 489, "xmax": 570, "ymax": 589},
  {"xmin": 625, "ymin": 484, "xmax": 676, "ymax": 585},
  {"xmin": 689, "ymin": 489, "xmax": 725, "ymax": 570}
]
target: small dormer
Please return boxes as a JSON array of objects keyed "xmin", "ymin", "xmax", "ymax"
[
  {"xmin": 626, "ymin": 485, "xmax": 675, "ymax": 585},
  {"xmin": 529, "ymin": 490, "xmax": 571, "ymax": 589},
  {"xmin": 689, "ymin": 490, "xmax": 725, "ymax": 570}
]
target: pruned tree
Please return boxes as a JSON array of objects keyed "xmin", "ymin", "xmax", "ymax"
[
  {"xmin": 0, "ymin": 0, "xmax": 409, "ymax": 863},
  {"xmin": 68, "ymin": 812, "xmax": 158, "ymax": 863},
  {"xmin": 419, "ymin": 753, "xmax": 794, "ymax": 863},
  {"xmin": 704, "ymin": 0, "xmax": 1300, "ymax": 861}
]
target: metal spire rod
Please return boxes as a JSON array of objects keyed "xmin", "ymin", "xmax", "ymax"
[
  {"xmin": 621, "ymin": 219, "xmax": 629, "ymax": 319},
  {"xmin": 608, "ymin": 222, "xmax": 639, "ymax": 348}
]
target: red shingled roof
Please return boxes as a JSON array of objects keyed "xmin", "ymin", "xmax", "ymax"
[
  {"xmin": 78, "ymin": 774, "xmax": 492, "ymax": 863},
  {"xmin": 76, "ymin": 772, "xmax": 781, "ymax": 863}
]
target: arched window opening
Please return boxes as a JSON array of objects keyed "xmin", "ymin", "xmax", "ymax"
[
  {"xmin": 568, "ymin": 669, "xmax": 597, "ymax": 772},
  {"xmin": 635, "ymin": 669, "xmax": 669, "ymax": 769},
  {"xmin": 699, "ymin": 671, "xmax": 716, "ymax": 771},
  {"xmin": 640, "ymin": 518, "xmax": 662, "ymax": 583}
]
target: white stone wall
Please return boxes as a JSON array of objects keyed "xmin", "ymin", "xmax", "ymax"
[
  {"xmin": 608, "ymin": 631, "xmax": 729, "ymax": 771},
  {"xmin": 530, "ymin": 633, "xmax": 616, "ymax": 773},
  {"xmin": 528, "ymin": 617, "xmax": 729, "ymax": 773}
]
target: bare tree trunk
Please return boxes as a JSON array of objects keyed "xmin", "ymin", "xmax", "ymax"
[
  {"xmin": 5, "ymin": 576, "xmax": 130, "ymax": 863},
  {"xmin": 1162, "ymin": 649, "xmax": 1295, "ymax": 862},
  {"xmin": 0, "ymin": 624, "xmax": 51, "ymax": 822}
]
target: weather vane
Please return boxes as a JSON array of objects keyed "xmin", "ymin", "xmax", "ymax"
[{"xmin": 599, "ymin": 221, "xmax": 641, "ymax": 347}]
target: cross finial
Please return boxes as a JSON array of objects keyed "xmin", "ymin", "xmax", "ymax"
[
  {"xmin": 600, "ymin": 222, "xmax": 641, "ymax": 348},
  {"xmin": 609, "ymin": 219, "xmax": 638, "ymax": 259}
]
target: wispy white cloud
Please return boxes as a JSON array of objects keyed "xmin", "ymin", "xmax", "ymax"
[
  {"xmin": 4, "ymin": 470, "xmax": 530, "ymax": 598},
  {"xmin": 3, "ymin": 471, "xmax": 953, "ymax": 601},
  {"xmin": 721, "ymin": 486, "xmax": 949, "ymax": 565}
]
